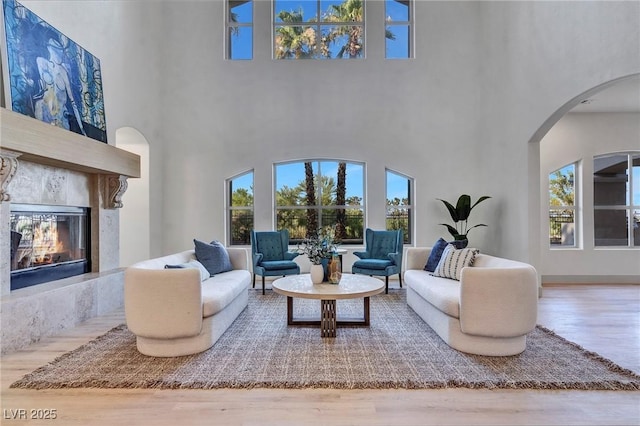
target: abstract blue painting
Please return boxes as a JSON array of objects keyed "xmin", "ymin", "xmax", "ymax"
[{"xmin": 1, "ymin": 0, "xmax": 107, "ymax": 142}]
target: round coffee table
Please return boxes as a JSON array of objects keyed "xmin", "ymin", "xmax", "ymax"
[{"xmin": 272, "ymin": 274, "xmax": 385, "ymax": 337}]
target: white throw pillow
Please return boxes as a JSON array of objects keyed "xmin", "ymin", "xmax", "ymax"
[{"xmin": 432, "ymin": 244, "xmax": 479, "ymax": 281}]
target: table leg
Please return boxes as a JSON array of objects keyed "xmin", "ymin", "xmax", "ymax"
[
  {"xmin": 285, "ymin": 296, "xmax": 372, "ymax": 337},
  {"xmin": 364, "ymin": 296, "xmax": 370, "ymax": 326},
  {"xmin": 320, "ymin": 299, "xmax": 337, "ymax": 337},
  {"xmin": 287, "ymin": 296, "xmax": 294, "ymax": 325}
]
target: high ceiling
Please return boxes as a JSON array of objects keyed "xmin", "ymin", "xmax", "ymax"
[{"xmin": 570, "ymin": 75, "xmax": 640, "ymax": 113}]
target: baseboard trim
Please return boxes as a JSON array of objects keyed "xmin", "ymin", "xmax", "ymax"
[{"xmin": 542, "ymin": 275, "xmax": 640, "ymax": 285}]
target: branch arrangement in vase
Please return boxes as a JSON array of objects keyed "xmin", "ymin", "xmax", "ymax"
[{"xmin": 297, "ymin": 226, "xmax": 339, "ymax": 264}]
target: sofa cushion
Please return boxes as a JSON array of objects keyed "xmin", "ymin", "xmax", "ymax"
[
  {"xmin": 164, "ymin": 260, "xmax": 209, "ymax": 282},
  {"xmin": 433, "ymin": 244, "xmax": 479, "ymax": 281},
  {"xmin": 194, "ymin": 239, "xmax": 233, "ymax": 276},
  {"xmin": 405, "ymin": 270, "xmax": 461, "ymax": 318},
  {"xmin": 260, "ymin": 260, "xmax": 299, "ymax": 271},
  {"xmin": 201, "ymin": 270, "xmax": 250, "ymax": 317},
  {"xmin": 353, "ymin": 259, "xmax": 393, "ymax": 270}
]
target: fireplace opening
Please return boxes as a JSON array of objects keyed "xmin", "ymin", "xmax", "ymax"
[{"xmin": 10, "ymin": 204, "xmax": 91, "ymax": 291}]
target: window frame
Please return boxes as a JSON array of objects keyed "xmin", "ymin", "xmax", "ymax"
[
  {"xmin": 272, "ymin": 0, "xmax": 366, "ymax": 60},
  {"xmin": 385, "ymin": 168, "xmax": 413, "ymax": 244},
  {"xmin": 274, "ymin": 159, "xmax": 366, "ymax": 244},
  {"xmin": 384, "ymin": 0, "xmax": 414, "ymax": 59},
  {"xmin": 548, "ymin": 162, "xmax": 579, "ymax": 248},
  {"xmin": 226, "ymin": 0, "xmax": 254, "ymax": 60},
  {"xmin": 593, "ymin": 152, "xmax": 640, "ymax": 248},
  {"xmin": 226, "ymin": 170, "xmax": 254, "ymax": 245}
]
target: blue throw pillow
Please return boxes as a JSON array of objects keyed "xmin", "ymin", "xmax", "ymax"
[
  {"xmin": 424, "ymin": 238, "xmax": 449, "ymax": 272},
  {"xmin": 164, "ymin": 260, "xmax": 210, "ymax": 281},
  {"xmin": 193, "ymin": 239, "xmax": 233, "ymax": 275}
]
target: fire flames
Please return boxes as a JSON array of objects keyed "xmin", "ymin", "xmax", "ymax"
[{"xmin": 31, "ymin": 223, "xmax": 64, "ymax": 265}]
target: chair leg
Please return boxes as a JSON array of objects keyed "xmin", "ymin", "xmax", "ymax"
[
  {"xmin": 398, "ymin": 271, "xmax": 403, "ymax": 289},
  {"xmin": 262, "ymin": 275, "xmax": 266, "ymax": 295},
  {"xmin": 385, "ymin": 276, "xmax": 389, "ymax": 294},
  {"xmin": 253, "ymin": 274, "xmax": 256, "ymax": 289}
]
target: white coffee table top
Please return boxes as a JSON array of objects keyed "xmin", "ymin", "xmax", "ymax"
[{"xmin": 272, "ymin": 274, "xmax": 385, "ymax": 300}]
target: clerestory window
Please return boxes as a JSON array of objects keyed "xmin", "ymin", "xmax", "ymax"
[
  {"xmin": 593, "ymin": 153, "xmax": 640, "ymax": 247},
  {"xmin": 273, "ymin": 0, "xmax": 365, "ymax": 59},
  {"xmin": 385, "ymin": 0, "xmax": 413, "ymax": 59},
  {"xmin": 226, "ymin": 1, "xmax": 253, "ymax": 60},
  {"xmin": 275, "ymin": 160, "xmax": 365, "ymax": 243}
]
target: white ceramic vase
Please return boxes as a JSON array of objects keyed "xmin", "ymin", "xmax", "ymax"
[{"xmin": 310, "ymin": 264, "xmax": 324, "ymax": 284}]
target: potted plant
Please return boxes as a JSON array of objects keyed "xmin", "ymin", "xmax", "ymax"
[
  {"xmin": 297, "ymin": 227, "xmax": 338, "ymax": 283},
  {"xmin": 437, "ymin": 194, "xmax": 491, "ymax": 246}
]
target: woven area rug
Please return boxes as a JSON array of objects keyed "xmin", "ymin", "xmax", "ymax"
[{"xmin": 11, "ymin": 291, "xmax": 640, "ymax": 391}]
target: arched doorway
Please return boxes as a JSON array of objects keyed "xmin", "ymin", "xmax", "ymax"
[
  {"xmin": 115, "ymin": 127, "xmax": 150, "ymax": 266},
  {"xmin": 529, "ymin": 73, "xmax": 640, "ymax": 286}
]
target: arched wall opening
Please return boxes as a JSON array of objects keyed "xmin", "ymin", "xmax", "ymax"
[
  {"xmin": 528, "ymin": 73, "xmax": 640, "ymax": 285},
  {"xmin": 116, "ymin": 127, "xmax": 150, "ymax": 267}
]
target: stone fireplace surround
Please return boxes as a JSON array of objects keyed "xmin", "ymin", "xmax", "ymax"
[{"xmin": 1, "ymin": 108, "xmax": 140, "ymax": 354}]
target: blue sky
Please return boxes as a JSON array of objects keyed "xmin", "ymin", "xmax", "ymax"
[
  {"xmin": 232, "ymin": 162, "xmax": 410, "ymax": 203},
  {"xmin": 634, "ymin": 166, "xmax": 640, "ymax": 206},
  {"xmin": 275, "ymin": 161, "xmax": 365, "ymax": 200}
]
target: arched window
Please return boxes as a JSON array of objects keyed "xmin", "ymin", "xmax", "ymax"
[
  {"xmin": 593, "ymin": 153, "xmax": 640, "ymax": 247},
  {"xmin": 227, "ymin": 170, "xmax": 254, "ymax": 245},
  {"xmin": 549, "ymin": 162, "xmax": 578, "ymax": 247},
  {"xmin": 275, "ymin": 160, "xmax": 365, "ymax": 244}
]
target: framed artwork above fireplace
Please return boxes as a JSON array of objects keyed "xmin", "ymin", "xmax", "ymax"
[{"xmin": 0, "ymin": 0, "xmax": 107, "ymax": 143}]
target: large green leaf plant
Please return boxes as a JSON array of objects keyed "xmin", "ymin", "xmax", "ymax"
[{"xmin": 437, "ymin": 194, "xmax": 491, "ymax": 242}]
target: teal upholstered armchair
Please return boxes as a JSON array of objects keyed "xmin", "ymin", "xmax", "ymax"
[
  {"xmin": 352, "ymin": 228, "xmax": 403, "ymax": 294},
  {"xmin": 251, "ymin": 229, "xmax": 300, "ymax": 295}
]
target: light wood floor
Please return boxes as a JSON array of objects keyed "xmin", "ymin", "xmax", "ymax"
[{"xmin": 1, "ymin": 284, "xmax": 639, "ymax": 425}]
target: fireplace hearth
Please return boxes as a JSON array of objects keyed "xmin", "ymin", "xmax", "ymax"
[{"xmin": 10, "ymin": 204, "xmax": 90, "ymax": 290}]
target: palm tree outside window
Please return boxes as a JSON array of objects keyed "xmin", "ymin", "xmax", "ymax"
[
  {"xmin": 275, "ymin": 160, "xmax": 365, "ymax": 244},
  {"xmin": 273, "ymin": 0, "xmax": 365, "ymax": 59}
]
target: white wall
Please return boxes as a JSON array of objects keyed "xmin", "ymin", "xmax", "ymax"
[
  {"xmin": 116, "ymin": 127, "xmax": 150, "ymax": 267},
  {"xmin": 539, "ymin": 112, "xmax": 640, "ymax": 282},
  {"xmin": 158, "ymin": 0, "xmax": 489, "ymax": 257},
  {"xmin": 19, "ymin": 0, "xmax": 166, "ymax": 259},
  {"xmin": 10, "ymin": 1, "xmax": 640, "ymax": 278}
]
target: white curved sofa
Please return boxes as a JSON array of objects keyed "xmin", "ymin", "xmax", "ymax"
[
  {"xmin": 403, "ymin": 247, "xmax": 538, "ymax": 356},
  {"xmin": 124, "ymin": 248, "xmax": 251, "ymax": 357}
]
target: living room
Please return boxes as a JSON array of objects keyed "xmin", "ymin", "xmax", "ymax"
[{"xmin": 1, "ymin": 0, "xmax": 639, "ymax": 424}]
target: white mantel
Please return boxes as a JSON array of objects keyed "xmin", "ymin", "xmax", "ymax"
[{"xmin": 0, "ymin": 107, "xmax": 140, "ymax": 354}]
